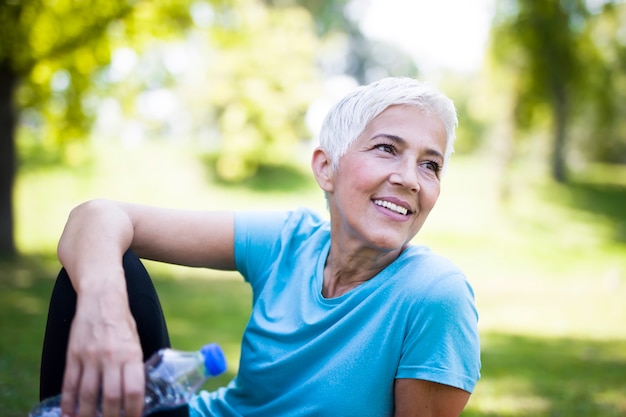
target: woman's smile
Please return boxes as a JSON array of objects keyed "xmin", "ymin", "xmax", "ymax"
[{"xmin": 372, "ymin": 198, "xmax": 412, "ymax": 218}]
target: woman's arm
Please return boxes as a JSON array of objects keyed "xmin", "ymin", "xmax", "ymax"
[
  {"xmin": 56, "ymin": 199, "xmax": 235, "ymax": 417},
  {"xmin": 394, "ymin": 379, "xmax": 470, "ymax": 417}
]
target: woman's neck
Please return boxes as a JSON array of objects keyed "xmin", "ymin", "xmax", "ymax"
[{"xmin": 321, "ymin": 244, "xmax": 403, "ymax": 298}]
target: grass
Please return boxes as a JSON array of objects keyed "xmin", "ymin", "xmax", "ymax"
[
  {"xmin": 466, "ymin": 334, "xmax": 626, "ymax": 416},
  {"xmin": 3, "ymin": 141, "xmax": 626, "ymax": 416}
]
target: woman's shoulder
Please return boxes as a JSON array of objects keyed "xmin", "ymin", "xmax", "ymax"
[
  {"xmin": 399, "ymin": 245, "xmax": 465, "ymax": 278},
  {"xmin": 281, "ymin": 207, "xmax": 330, "ymax": 237},
  {"xmin": 391, "ymin": 245, "xmax": 474, "ymax": 302}
]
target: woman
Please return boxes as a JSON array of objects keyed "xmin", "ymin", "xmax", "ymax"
[{"xmin": 39, "ymin": 77, "xmax": 480, "ymax": 417}]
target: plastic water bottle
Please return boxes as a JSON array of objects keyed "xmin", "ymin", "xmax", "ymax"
[{"xmin": 29, "ymin": 343, "xmax": 227, "ymax": 417}]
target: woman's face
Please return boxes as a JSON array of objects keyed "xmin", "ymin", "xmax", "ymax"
[{"xmin": 323, "ymin": 104, "xmax": 447, "ymax": 253}]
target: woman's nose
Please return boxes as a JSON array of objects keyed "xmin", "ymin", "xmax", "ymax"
[{"xmin": 389, "ymin": 159, "xmax": 420, "ymax": 192}]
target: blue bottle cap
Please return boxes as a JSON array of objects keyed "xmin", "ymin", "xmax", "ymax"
[{"xmin": 201, "ymin": 343, "xmax": 227, "ymax": 376}]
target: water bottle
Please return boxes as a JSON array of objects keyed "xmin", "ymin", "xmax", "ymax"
[{"xmin": 29, "ymin": 343, "xmax": 227, "ymax": 417}]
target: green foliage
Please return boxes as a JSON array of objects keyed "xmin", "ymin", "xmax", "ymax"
[
  {"xmin": 7, "ymin": 0, "xmax": 335, "ymax": 181},
  {"xmin": 262, "ymin": 0, "xmax": 350, "ymax": 36},
  {"xmin": 577, "ymin": 2, "xmax": 626, "ymax": 163},
  {"xmin": 487, "ymin": 0, "xmax": 626, "ymax": 175},
  {"xmin": 0, "ymin": 1, "xmax": 130, "ymax": 73},
  {"xmin": 489, "ymin": 0, "xmax": 589, "ymax": 127},
  {"xmin": 201, "ymin": 0, "xmax": 323, "ymax": 181},
  {"xmin": 5, "ymin": 0, "xmax": 420, "ymax": 178},
  {"xmin": 1, "ymin": 0, "xmax": 129, "ymax": 169},
  {"xmin": 436, "ymin": 73, "xmax": 489, "ymax": 155},
  {"xmin": 2, "ymin": 0, "xmax": 200, "ymax": 166}
]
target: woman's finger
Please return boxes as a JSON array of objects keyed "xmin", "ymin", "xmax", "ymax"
[
  {"xmin": 76, "ymin": 364, "xmax": 100, "ymax": 417},
  {"xmin": 123, "ymin": 360, "xmax": 146, "ymax": 417},
  {"xmin": 60, "ymin": 359, "xmax": 81, "ymax": 417},
  {"xmin": 101, "ymin": 366, "xmax": 122, "ymax": 417}
]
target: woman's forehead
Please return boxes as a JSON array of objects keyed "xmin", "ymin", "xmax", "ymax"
[{"xmin": 359, "ymin": 106, "xmax": 445, "ymax": 142}]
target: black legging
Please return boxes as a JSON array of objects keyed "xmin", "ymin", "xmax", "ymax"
[{"xmin": 39, "ymin": 250, "xmax": 189, "ymax": 417}]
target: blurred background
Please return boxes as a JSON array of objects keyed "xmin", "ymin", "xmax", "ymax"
[{"xmin": 1, "ymin": 0, "xmax": 625, "ymax": 416}]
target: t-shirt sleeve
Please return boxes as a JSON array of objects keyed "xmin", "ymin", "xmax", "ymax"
[
  {"xmin": 396, "ymin": 273, "xmax": 481, "ymax": 393},
  {"xmin": 233, "ymin": 210, "xmax": 291, "ymax": 290}
]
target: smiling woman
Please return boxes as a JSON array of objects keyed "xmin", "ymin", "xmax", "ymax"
[
  {"xmin": 312, "ymin": 105, "xmax": 447, "ymax": 264},
  {"xmin": 36, "ymin": 77, "xmax": 480, "ymax": 417}
]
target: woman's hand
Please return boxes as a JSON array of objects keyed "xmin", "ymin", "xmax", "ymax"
[{"xmin": 60, "ymin": 278, "xmax": 145, "ymax": 417}]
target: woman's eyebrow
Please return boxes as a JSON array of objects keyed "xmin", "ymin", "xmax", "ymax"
[
  {"xmin": 371, "ymin": 133, "xmax": 405, "ymax": 145},
  {"xmin": 371, "ymin": 134, "xmax": 444, "ymax": 161},
  {"xmin": 424, "ymin": 148, "xmax": 445, "ymax": 161}
]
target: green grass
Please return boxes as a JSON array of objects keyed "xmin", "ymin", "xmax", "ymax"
[
  {"xmin": 0, "ymin": 256, "xmax": 57, "ymax": 416},
  {"xmin": 3, "ymin": 142, "xmax": 626, "ymax": 416},
  {"xmin": 466, "ymin": 334, "xmax": 626, "ymax": 416}
]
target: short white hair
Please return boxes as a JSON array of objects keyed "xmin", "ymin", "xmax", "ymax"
[{"xmin": 318, "ymin": 77, "xmax": 458, "ymax": 170}]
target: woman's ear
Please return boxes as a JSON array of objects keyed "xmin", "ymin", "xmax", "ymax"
[{"xmin": 311, "ymin": 147, "xmax": 334, "ymax": 192}]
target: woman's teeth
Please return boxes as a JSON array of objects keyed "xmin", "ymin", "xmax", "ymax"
[{"xmin": 374, "ymin": 200, "xmax": 408, "ymax": 216}]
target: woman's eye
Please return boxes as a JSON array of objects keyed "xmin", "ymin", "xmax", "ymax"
[
  {"xmin": 425, "ymin": 161, "xmax": 441, "ymax": 173},
  {"xmin": 375, "ymin": 144, "xmax": 395, "ymax": 154}
]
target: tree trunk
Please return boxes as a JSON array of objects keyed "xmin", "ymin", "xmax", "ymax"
[
  {"xmin": 551, "ymin": 84, "xmax": 568, "ymax": 183},
  {"xmin": 0, "ymin": 61, "xmax": 17, "ymax": 258}
]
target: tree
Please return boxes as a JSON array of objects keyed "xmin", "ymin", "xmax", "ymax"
[
  {"xmin": 488, "ymin": 0, "xmax": 592, "ymax": 183},
  {"xmin": 0, "ymin": 0, "xmax": 202, "ymax": 258},
  {"xmin": 188, "ymin": 0, "xmax": 325, "ymax": 181},
  {"xmin": 0, "ymin": 1, "xmax": 134, "ymax": 257},
  {"xmin": 0, "ymin": 56, "xmax": 17, "ymax": 258},
  {"xmin": 580, "ymin": 1, "xmax": 626, "ymax": 164}
]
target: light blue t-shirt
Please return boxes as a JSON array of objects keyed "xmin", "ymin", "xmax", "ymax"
[{"xmin": 190, "ymin": 208, "xmax": 480, "ymax": 417}]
